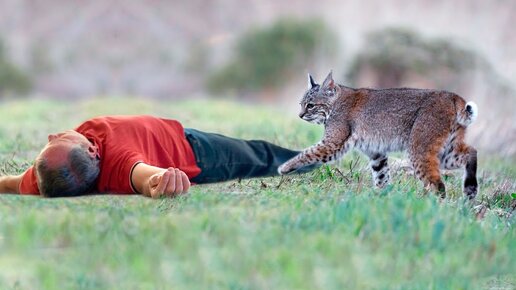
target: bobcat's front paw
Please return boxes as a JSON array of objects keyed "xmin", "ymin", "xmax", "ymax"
[{"xmin": 278, "ymin": 163, "xmax": 295, "ymax": 175}]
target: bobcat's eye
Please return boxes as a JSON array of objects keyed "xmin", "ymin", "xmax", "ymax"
[{"xmin": 306, "ymin": 103, "xmax": 315, "ymax": 109}]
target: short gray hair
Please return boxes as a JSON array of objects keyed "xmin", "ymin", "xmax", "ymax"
[{"xmin": 36, "ymin": 147, "xmax": 100, "ymax": 197}]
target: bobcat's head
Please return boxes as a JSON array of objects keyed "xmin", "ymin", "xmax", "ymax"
[{"xmin": 298, "ymin": 71, "xmax": 337, "ymax": 125}]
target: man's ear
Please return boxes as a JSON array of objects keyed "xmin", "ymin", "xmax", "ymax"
[
  {"xmin": 48, "ymin": 134, "xmax": 58, "ymax": 142},
  {"xmin": 321, "ymin": 70, "xmax": 335, "ymax": 90},
  {"xmin": 87, "ymin": 144, "xmax": 100, "ymax": 160},
  {"xmin": 307, "ymin": 73, "xmax": 317, "ymax": 89}
]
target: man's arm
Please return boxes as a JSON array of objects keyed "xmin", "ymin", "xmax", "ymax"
[
  {"xmin": 0, "ymin": 175, "xmax": 22, "ymax": 194},
  {"xmin": 130, "ymin": 163, "xmax": 190, "ymax": 198}
]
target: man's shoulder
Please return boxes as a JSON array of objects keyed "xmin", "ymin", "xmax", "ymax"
[{"xmin": 80, "ymin": 115, "xmax": 181, "ymax": 126}]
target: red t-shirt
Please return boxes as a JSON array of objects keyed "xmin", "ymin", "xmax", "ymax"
[{"xmin": 19, "ymin": 115, "xmax": 201, "ymax": 195}]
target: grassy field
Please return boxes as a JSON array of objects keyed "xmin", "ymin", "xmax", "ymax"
[{"xmin": 0, "ymin": 98, "xmax": 515, "ymax": 290}]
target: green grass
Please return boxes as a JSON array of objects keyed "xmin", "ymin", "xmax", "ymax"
[{"xmin": 0, "ymin": 98, "xmax": 515, "ymax": 290}]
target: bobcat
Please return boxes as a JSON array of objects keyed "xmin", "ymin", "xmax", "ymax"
[{"xmin": 279, "ymin": 71, "xmax": 478, "ymax": 199}]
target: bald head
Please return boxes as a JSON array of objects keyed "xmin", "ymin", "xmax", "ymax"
[{"xmin": 35, "ymin": 131, "xmax": 100, "ymax": 197}]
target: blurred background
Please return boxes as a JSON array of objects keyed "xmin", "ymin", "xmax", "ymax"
[{"xmin": 0, "ymin": 0, "xmax": 514, "ymax": 156}]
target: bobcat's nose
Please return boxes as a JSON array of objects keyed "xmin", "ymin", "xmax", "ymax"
[{"xmin": 299, "ymin": 112, "xmax": 305, "ymax": 118}]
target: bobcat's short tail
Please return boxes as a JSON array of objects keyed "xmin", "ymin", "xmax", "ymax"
[{"xmin": 457, "ymin": 101, "xmax": 478, "ymax": 126}]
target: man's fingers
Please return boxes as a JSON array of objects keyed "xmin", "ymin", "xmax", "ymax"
[
  {"xmin": 173, "ymin": 169, "xmax": 183, "ymax": 194},
  {"xmin": 155, "ymin": 170, "xmax": 170, "ymax": 196},
  {"xmin": 181, "ymin": 172, "xmax": 190, "ymax": 192},
  {"xmin": 149, "ymin": 174, "xmax": 161, "ymax": 187},
  {"xmin": 164, "ymin": 168, "xmax": 176, "ymax": 196},
  {"xmin": 153, "ymin": 168, "xmax": 191, "ymax": 197}
]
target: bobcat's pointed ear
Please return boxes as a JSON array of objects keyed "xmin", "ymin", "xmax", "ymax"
[
  {"xmin": 322, "ymin": 70, "xmax": 335, "ymax": 90},
  {"xmin": 307, "ymin": 73, "xmax": 317, "ymax": 89}
]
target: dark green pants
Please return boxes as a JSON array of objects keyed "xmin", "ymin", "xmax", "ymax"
[{"xmin": 184, "ymin": 128, "xmax": 313, "ymax": 184}]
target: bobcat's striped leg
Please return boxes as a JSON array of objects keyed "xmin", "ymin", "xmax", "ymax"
[
  {"xmin": 411, "ymin": 153, "xmax": 446, "ymax": 197},
  {"xmin": 439, "ymin": 130, "xmax": 478, "ymax": 199},
  {"xmin": 368, "ymin": 153, "xmax": 390, "ymax": 188},
  {"xmin": 278, "ymin": 140, "xmax": 350, "ymax": 174},
  {"xmin": 278, "ymin": 123, "xmax": 351, "ymax": 175},
  {"xmin": 463, "ymin": 147, "xmax": 478, "ymax": 199},
  {"xmin": 409, "ymin": 108, "xmax": 453, "ymax": 198}
]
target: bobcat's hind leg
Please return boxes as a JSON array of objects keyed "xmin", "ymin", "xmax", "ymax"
[
  {"xmin": 439, "ymin": 128, "xmax": 478, "ymax": 199},
  {"xmin": 368, "ymin": 153, "xmax": 390, "ymax": 188},
  {"xmin": 409, "ymin": 107, "xmax": 453, "ymax": 198},
  {"xmin": 411, "ymin": 153, "xmax": 446, "ymax": 197},
  {"xmin": 463, "ymin": 147, "xmax": 478, "ymax": 199}
]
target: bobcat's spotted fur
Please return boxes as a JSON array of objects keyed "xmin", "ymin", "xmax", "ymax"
[{"xmin": 279, "ymin": 71, "xmax": 478, "ymax": 199}]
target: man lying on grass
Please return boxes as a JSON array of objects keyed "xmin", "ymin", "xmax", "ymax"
[{"xmin": 0, "ymin": 115, "xmax": 312, "ymax": 198}]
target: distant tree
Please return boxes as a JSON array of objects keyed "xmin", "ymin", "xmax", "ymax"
[
  {"xmin": 207, "ymin": 19, "xmax": 336, "ymax": 96},
  {"xmin": 347, "ymin": 27, "xmax": 481, "ymax": 89},
  {"xmin": 0, "ymin": 39, "xmax": 32, "ymax": 97},
  {"xmin": 29, "ymin": 42, "xmax": 54, "ymax": 75}
]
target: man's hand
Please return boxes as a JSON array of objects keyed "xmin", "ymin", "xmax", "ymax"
[
  {"xmin": 148, "ymin": 168, "xmax": 190, "ymax": 198},
  {"xmin": 130, "ymin": 163, "xmax": 192, "ymax": 198}
]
